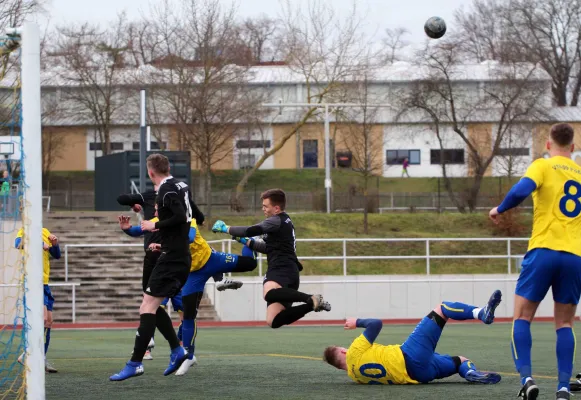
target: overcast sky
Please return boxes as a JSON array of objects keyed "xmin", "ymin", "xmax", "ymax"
[{"xmin": 38, "ymin": 0, "xmax": 469, "ymax": 46}]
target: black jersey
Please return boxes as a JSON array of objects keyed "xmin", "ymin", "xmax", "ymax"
[
  {"xmin": 154, "ymin": 176, "xmax": 193, "ymax": 257},
  {"xmin": 229, "ymin": 212, "xmax": 302, "ymax": 271}
]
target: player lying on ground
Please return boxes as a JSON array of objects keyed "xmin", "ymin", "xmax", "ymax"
[
  {"xmin": 212, "ymin": 189, "xmax": 331, "ymax": 329},
  {"xmin": 489, "ymin": 123, "xmax": 581, "ymax": 400},
  {"xmin": 15, "ymin": 228, "xmax": 61, "ymax": 373},
  {"xmin": 115, "ymin": 213, "xmax": 258, "ymax": 377},
  {"xmin": 117, "ymin": 190, "xmax": 242, "ymax": 292},
  {"xmin": 323, "ymin": 290, "xmax": 503, "ymax": 386}
]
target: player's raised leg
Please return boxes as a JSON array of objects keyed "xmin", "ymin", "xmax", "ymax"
[
  {"xmin": 401, "ymin": 290, "xmax": 502, "ymax": 384},
  {"xmin": 214, "ymin": 244, "xmax": 256, "ymax": 291},
  {"xmin": 440, "ymin": 289, "xmax": 502, "ymax": 324},
  {"xmin": 263, "ymin": 280, "xmax": 330, "ymax": 329}
]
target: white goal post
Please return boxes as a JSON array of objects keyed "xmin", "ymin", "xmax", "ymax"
[{"xmin": 6, "ymin": 22, "xmax": 45, "ymax": 400}]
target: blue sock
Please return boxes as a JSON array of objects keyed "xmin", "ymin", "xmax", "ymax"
[
  {"xmin": 242, "ymin": 246, "xmax": 254, "ymax": 258},
  {"xmin": 440, "ymin": 302, "xmax": 477, "ymax": 320},
  {"xmin": 177, "ymin": 322, "xmax": 183, "ymax": 343},
  {"xmin": 458, "ymin": 360, "xmax": 476, "ymax": 378},
  {"xmin": 512, "ymin": 319, "xmax": 532, "ymax": 385},
  {"xmin": 44, "ymin": 328, "xmax": 51, "ymax": 354},
  {"xmin": 557, "ymin": 327, "xmax": 575, "ymax": 391},
  {"xmin": 182, "ymin": 319, "xmax": 197, "ymax": 360}
]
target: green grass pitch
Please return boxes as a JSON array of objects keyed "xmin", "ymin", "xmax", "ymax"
[{"xmin": 28, "ymin": 322, "xmax": 574, "ymax": 400}]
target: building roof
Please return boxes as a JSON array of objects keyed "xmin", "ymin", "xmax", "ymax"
[{"xmin": 18, "ymin": 60, "xmax": 552, "ymax": 88}]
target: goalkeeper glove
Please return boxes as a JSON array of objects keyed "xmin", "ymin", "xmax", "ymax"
[
  {"xmin": 232, "ymin": 236, "xmax": 251, "ymax": 246},
  {"xmin": 212, "ymin": 220, "xmax": 229, "ymax": 234}
]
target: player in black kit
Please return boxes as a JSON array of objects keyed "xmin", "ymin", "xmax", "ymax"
[
  {"xmin": 212, "ymin": 189, "xmax": 331, "ymax": 329},
  {"xmin": 110, "ymin": 154, "xmax": 193, "ymax": 381}
]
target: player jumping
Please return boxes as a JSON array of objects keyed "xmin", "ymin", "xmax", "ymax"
[
  {"xmin": 212, "ymin": 188, "xmax": 331, "ymax": 329},
  {"xmin": 490, "ymin": 123, "xmax": 581, "ymax": 400},
  {"xmin": 15, "ymin": 227, "xmax": 61, "ymax": 373},
  {"xmin": 323, "ymin": 290, "xmax": 503, "ymax": 386}
]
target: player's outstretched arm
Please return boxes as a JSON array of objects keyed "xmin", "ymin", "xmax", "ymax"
[
  {"xmin": 233, "ymin": 237, "xmax": 267, "ymax": 253},
  {"xmin": 214, "ymin": 216, "xmax": 282, "ymax": 237},
  {"xmin": 117, "ymin": 193, "xmax": 145, "ymax": 207},
  {"xmin": 489, "ymin": 178, "xmax": 536, "ymax": 223},
  {"xmin": 345, "ymin": 317, "xmax": 383, "ymax": 344}
]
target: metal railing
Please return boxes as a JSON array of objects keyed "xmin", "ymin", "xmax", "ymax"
[
  {"xmin": 63, "ymin": 237, "xmax": 530, "ymax": 281},
  {"xmin": 0, "ymin": 282, "xmax": 81, "ymax": 322}
]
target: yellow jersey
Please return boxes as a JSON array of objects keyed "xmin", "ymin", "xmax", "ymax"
[
  {"xmin": 524, "ymin": 156, "xmax": 581, "ymax": 256},
  {"xmin": 16, "ymin": 227, "xmax": 54, "ymax": 285},
  {"xmin": 149, "ymin": 218, "xmax": 211, "ymax": 272},
  {"xmin": 346, "ymin": 334, "xmax": 418, "ymax": 385}
]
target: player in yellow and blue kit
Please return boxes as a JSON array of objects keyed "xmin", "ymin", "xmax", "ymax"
[
  {"xmin": 15, "ymin": 227, "xmax": 61, "ymax": 373},
  {"xmin": 323, "ymin": 290, "xmax": 503, "ymax": 386},
  {"xmin": 490, "ymin": 123, "xmax": 581, "ymax": 400},
  {"xmin": 113, "ymin": 213, "xmax": 257, "ymax": 379}
]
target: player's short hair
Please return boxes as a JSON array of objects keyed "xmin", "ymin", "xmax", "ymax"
[
  {"xmin": 261, "ymin": 189, "xmax": 286, "ymax": 210},
  {"xmin": 146, "ymin": 153, "xmax": 170, "ymax": 175},
  {"xmin": 323, "ymin": 346, "xmax": 341, "ymax": 369},
  {"xmin": 550, "ymin": 123, "xmax": 575, "ymax": 147}
]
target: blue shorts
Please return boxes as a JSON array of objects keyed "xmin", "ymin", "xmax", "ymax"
[
  {"xmin": 44, "ymin": 285, "xmax": 54, "ymax": 312},
  {"xmin": 516, "ymin": 248, "xmax": 581, "ymax": 305},
  {"xmin": 400, "ymin": 317, "xmax": 458, "ymax": 383},
  {"xmin": 181, "ymin": 250, "xmax": 239, "ymax": 296},
  {"xmin": 161, "ymin": 292, "xmax": 183, "ymax": 312}
]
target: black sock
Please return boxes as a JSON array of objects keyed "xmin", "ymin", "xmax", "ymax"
[
  {"xmin": 130, "ymin": 313, "xmax": 156, "ymax": 362},
  {"xmin": 271, "ymin": 304, "xmax": 313, "ymax": 328},
  {"xmin": 265, "ymin": 288, "xmax": 313, "ymax": 306},
  {"xmin": 155, "ymin": 307, "xmax": 181, "ymax": 349}
]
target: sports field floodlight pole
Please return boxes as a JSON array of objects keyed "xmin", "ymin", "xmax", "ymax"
[
  {"xmin": 139, "ymin": 89, "xmax": 147, "ymax": 192},
  {"xmin": 262, "ymin": 102, "xmax": 394, "ymax": 214},
  {"xmin": 10, "ymin": 22, "xmax": 45, "ymax": 400}
]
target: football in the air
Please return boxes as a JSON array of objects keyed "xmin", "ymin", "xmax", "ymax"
[{"xmin": 424, "ymin": 16, "xmax": 447, "ymax": 39}]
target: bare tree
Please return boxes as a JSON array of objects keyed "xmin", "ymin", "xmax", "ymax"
[
  {"xmin": 493, "ymin": 124, "xmax": 532, "ymax": 179},
  {"xmin": 232, "ymin": 0, "xmax": 371, "ymax": 208},
  {"xmin": 146, "ymin": 0, "xmax": 266, "ymax": 218},
  {"xmin": 338, "ymin": 73, "xmax": 383, "ymax": 233},
  {"xmin": 40, "ymin": 94, "xmax": 66, "ymax": 189},
  {"xmin": 382, "ymin": 27, "xmax": 410, "ymax": 64},
  {"xmin": 455, "ymin": 0, "xmax": 581, "ymax": 106},
  {"xmin": 236, "ymin": 16, "xmax": 278, "ymax": 62},
  {"xmin": 397, "ymin": 42, "xmax": 549, "ymax": 211},
  {"xmin": 453, "ymin": 0, "xmax": 514, "ymax": 62},
  {"xmin": 51, "ymin": 14, "xmax": 132, "ymax": 155},
  {"xmin": 504, "ymin": 0, "xmax": 581, "ymax": 106}
]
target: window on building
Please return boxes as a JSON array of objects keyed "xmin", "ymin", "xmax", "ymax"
[
  {"xmin": 430, "ymin": 149, "xmax": 465, "ymax": 164},
  {"xmin": 239, "ymin": 153, "xmax": 256, "ymax": 169},
  {"xmin": 386, "ymin": 149, "xmax": 421, "ymax": 165},
  {"xmin": 496, "ymin": 147, "xmax": 529, "ymax": 156},
  {"xmin": 132, "ymin": 141, "xmax": 167, "ymax": 150},
  {"xmin": 236, "ymin": 140, "xmax": 271, "ymax": 149},
  {"xmin": 89, "ymin": 142, "xmax": 124, "ymax": 151}
]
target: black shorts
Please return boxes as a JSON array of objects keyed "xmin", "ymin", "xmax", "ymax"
[
  {"xmin": 142, "ymin": 250, "xmax": 161, "ymax": 292},
  {"xmin": 263, "ymin": 265, "xmax": 300, "ymax": 309},
  {"xmin": 145, "ymin": 252, "xmax": 190, "ymax": 298}
]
